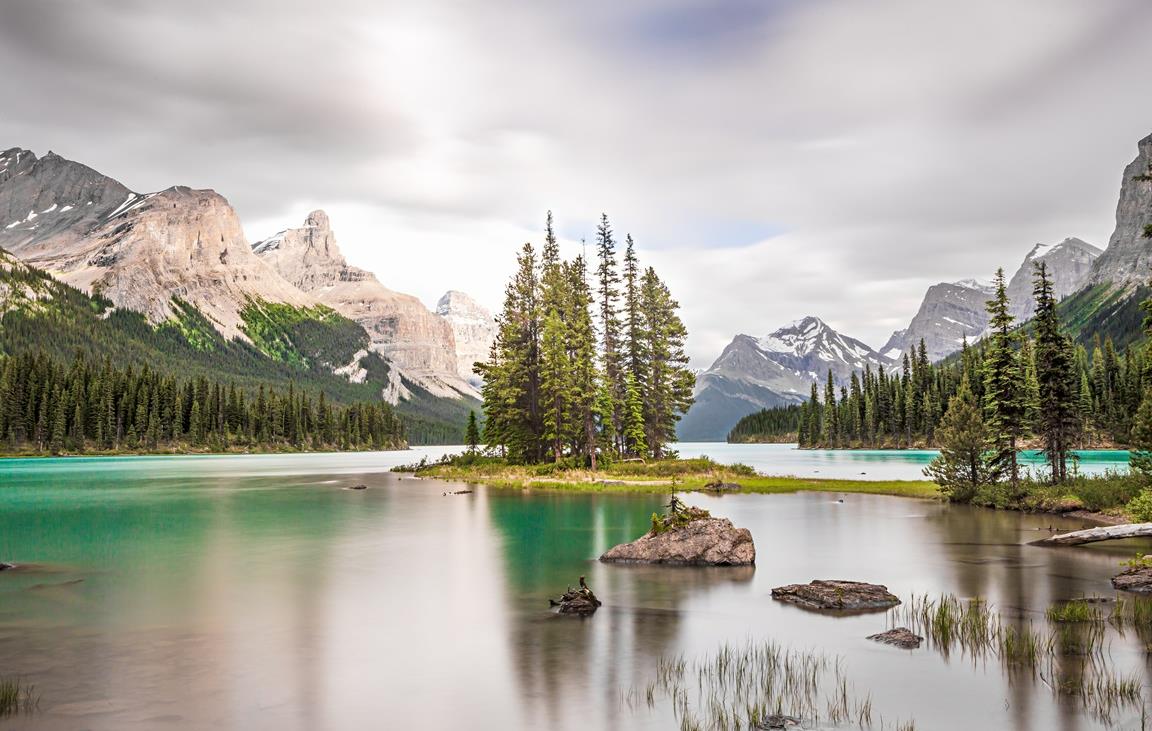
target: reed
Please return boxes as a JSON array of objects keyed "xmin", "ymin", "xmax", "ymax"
[{"xmin": 0, "ymin": 677, "xmax": 38, "ymax": 718}]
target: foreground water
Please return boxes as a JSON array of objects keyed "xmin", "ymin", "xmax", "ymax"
[{"xmin": 1, "ymin": 447, "xmax": 1149, "ymax": 730}]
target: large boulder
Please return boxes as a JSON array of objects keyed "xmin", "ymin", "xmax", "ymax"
[
  {"xmin": 600, "ymin": 517, "xmax": 755, "ymax": 566},
  {"xmin": 1112, "ymin": 566, "xmax": 1152, "ymax": 593},
  {"xmin": 771, "ymin": 580, "xmax": 900, "ymax": 612}
]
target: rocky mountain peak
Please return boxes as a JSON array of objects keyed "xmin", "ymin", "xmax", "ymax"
[
  {"xmin": 1087, "ymin": 132, "xmax": 1152, "ymax": 287},
  {"xmin": 1006, "ymin": 236, "xmax": 1100, "ymax": 321},
  {"xmin": 436, "ymin": 290, "xmax": 496, "ymax": 387}
]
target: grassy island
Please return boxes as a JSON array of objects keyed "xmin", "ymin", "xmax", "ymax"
[{"xmin": 397, "ymin": 454, "xmax": 938, "ymax": 499}]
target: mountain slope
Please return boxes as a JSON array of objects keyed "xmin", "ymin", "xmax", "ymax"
[
  {"xmin": 1087, "ymin": 133, "xmax": 1152, "ymax": 287},
  {"xmin": 436, "ymin": 290, "xmax": 496, "ymax": 387},
  {"xmin": 253, "ymin": 211, "xmax": 477, "ymax": 401},
  {"xmin": 881, "ymin": 279, "xmax": 994, "ymax": 363},
  {"xmin": 678, "ymin": 317, "xmax": 894, "ymax": 441},
  {"xmin": 1006, "ymin": 237, "xmax": 1101, "ymax": 322},
  {"xmin": 0, "ymin": 148, "xmax": 314, "ymax": 340}
]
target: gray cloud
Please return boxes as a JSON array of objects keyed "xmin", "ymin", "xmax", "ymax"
[{"xmin": 2, "ymin": 0, "xmax": 1151, "ymax": 367}]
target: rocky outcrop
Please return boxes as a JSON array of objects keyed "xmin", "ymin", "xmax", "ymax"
[
  {"xmin": 436, "ymin": 290, "xmax": 496, "ymax": 387},
  {"xmin": 881, "ymin": 280, "xmax": 994, "ymax": 363},
  {"xmin": 599, "ymin": 517, "xmax": 755, "ymax": 565},
  {"xmin": 771, "ymin": 580, "xmax": 900, "ymax": 612},
  {"xmin": 867, "ymin": 627, "xmax": 922, "ymax": 649},
  {"xmin": 1088, "ymin": 132, "xmax": 1152, "ymax": 288},
  {"xmin": 549, "ymin": 576, "xmax": 601, "ymax": 615},
  {"xmin": 253, "ymin": 211, "xmax": 478, "ymax": 400},
  {"xmin": 1006, "ymin": 238, "xmax": 1100, "ymax": 321},
  {"xmin": 1111, "ymin": 566, "xmax": 1152, "ymax": 593},
  {"xmin": 680, "ymin": 317, "xmax": 893, "ymax": 441}
]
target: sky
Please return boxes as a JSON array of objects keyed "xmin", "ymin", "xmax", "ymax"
[{"xmin": 2, "ymin": 0, "xmax": 1152, "ymax": 367}]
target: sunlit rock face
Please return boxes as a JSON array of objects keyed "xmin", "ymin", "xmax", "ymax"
[
  {"xmin": 1088, "ymin": 133, "xmax": 1152, "ymax": 288},
  {"xmin": 0, "ymin": 148, "xmax": 313, "ymax": 339},
  {"xmin": 436, "ymin": 290, "xmax": 496, "ymax": 387},
  {"xmin": 254, "ymin": 211, "xmax": 477, "ymax": 399}
]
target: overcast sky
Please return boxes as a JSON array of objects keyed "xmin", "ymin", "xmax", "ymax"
[{"xmin": 3, "ymin": 0, "xmax": 1152, "ymax": 367}]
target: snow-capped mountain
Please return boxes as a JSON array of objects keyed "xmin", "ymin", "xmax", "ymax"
[
  {"xmin": 677, "ymin": 316, "xmax": 895, "ymax": 441},
  {"xmin": 1006, "ymin": 237, "xmax": 1101, "ymax": 321}
]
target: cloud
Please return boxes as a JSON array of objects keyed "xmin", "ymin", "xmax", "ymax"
[{"xmin": 2, "ymin": 0, "xmax": 1152, "ymax": 367}]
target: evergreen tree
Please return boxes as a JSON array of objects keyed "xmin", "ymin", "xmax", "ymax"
[
  {"xmin": 982, "ymin": 268, "xmax": 1026, "ymax": 491},
  {"xmin": 595, "ymin": 214, "xmax": 625, "ymax": 454},
  {"xmin": 465, "ymin": 410, "xmax": 480, "ymax": 453},
  {"xmin": 638, "ymin": 267, "xmax": 694, "ymax": 457},
  {"xmin": 1032, "ymin": 262, "xmax": 1080, "ymax": 482},
  {"xmin": 924, "ymin": 376, "xmax": 992, "ymax": 503}
]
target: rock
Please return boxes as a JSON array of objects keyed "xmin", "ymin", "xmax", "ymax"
[
  {"xmin": 1112, "ymin": 566, "xmax": 1152, "ymax": 593},
  {"xmin": 549, "ymin": 576, "xmax": 601, "ymax": 616},
  {"xmin": 705, "ymin": 480, "xmax": 741, "ymax": 492},
  {"xmin": 0, "ymin": 562, "xmax": 14, "ymax": 571},
  {"xmin": 436, "ymin": 290, "xmax": 496, "ymax": 388},
  {"xmin": 346, "ymin": 484, "xmax": 368, "ymax": 490},
  {"xmin": 1088, "ymin": 132, "xmax": 1152, "ymax": 287},
  {"xmin": 867, "ymin": 627, "xmax": 922, "ymax": 649},
  {"xmin": 756, "ymin": 715, "xmax": 801, "ymax": 729},
  {"xmin": 600, "ymin": 517, "xmax": 755, "ymax": 566},
  {"xmin": 254, "ymin": 212, "xmax": 478, "ymax": 400},
  {"xmin": 771, "ymin": 580, "xmax": 900, "ymax": 612}
]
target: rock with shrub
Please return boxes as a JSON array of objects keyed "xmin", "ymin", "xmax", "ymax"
[{"xmin": 600, "ymin": 496, "xmax": 755, "ymax": 565}]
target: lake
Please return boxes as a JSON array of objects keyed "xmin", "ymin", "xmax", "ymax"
[{"xmin": 1, "ymin": 446, "xmax": 1149, "ymax": 730}]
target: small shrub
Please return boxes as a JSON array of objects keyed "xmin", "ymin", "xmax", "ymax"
[
  {"xmin": 1120, "ymin": 553, "xmax": 1152, "ymax": 570},
  {"xmin": 1125, "ymin": 488, "xmax": 1152, "ymax": 522}
]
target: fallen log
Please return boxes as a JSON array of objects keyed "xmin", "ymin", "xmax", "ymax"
[{"xmin": 1030, "ymin": 523, "xmax": 1152, "ymax": 547}]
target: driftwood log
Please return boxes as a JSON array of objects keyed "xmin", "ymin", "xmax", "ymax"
[{"xmin": 1030, "ymin": 523, "xmax": 1152, "ymax": 547}]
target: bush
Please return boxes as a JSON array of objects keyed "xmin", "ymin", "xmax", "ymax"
[{"xmin": 1126, "ymin": 489, "xmax": 1152, "ymax": 522}]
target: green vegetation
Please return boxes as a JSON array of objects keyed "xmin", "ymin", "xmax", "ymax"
[
  {"xmin": 479, "ymin": 212, "xmax": 694, "ymax": 466},
  {"xmin": 650, "ymin": 496, "xmax": 711, "ymax": 535},
  {"xmin": 0, "ymin": 249, "xmax": 467, "ymax": 444},
  {"xmin": 1045, "ymin": 599, "xmax": 1104, "ymax": 623},
  {"xmin": 238, "ymin": 297, "xmax": 367, "ymax": 369},
  {"xmin": 0, "ymin": 677, "xmax": 38, "ymax": 719},
  {"xmin": 0, "ymin": 349, "xmax": 405, "ymax": 455},
  {"xmin": 398, "ymin": 452, "xmax": 937, "ymax": 498},
  {"xmin": 727, "ymin": 403, "xmax": 801, "ymax": 442}
]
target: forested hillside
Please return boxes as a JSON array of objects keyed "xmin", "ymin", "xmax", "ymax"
[{"xmin": 0, "ymin": 249, "xmax": 470, "ymax": 446}]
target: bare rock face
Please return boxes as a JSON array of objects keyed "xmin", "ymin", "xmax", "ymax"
[
  {"xmin": 599, "ymin": 517, "xmax": 755, "ymax": 566},
  {"xmin": 253, "ymin": 212, "xmax": 478, "ymax": 400},
  {"xmin": 1088, "ymin": 132, "xmax": 1152, "ymax": 287},
  {"xmin": 771, "ymin": 580, "xmax": 900, "ymax": 612},
  {"xmin": 1112, "ymin": 566, "xmax": 1152, "ymax": 593},
  {"xmin": 867, "ymin": 627, "xmax": 922, "ymax": 649},
  {"xmin": 0, "ymin": 149, "xmax": 314, "ymax": 340},
  {"xmin": 436, "ymin": 290, "xmax": 496, "ymax": 387},
  {"xmin": 1006, "ymin": 238, "xmax": 1100, "ymax": 321},
  {"xmin": 881, "ymin": 280, "xmax": 994, "ymax": 363}
]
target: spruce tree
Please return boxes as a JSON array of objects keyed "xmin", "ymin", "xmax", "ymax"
[
  {"xmin": 982, "ymin": 268, "xmax": 1025, "ymax": 491},
  {"xmin": 595, "ymin": 214, "xmax": 625, "ymax": 455},
  {"xmin": 924, "ymin": 376, "xmax": 991, "ymax": 502},
  {"xmin": 638, "ymin": 267, "xmax": 694, "ymax": 457},
  {"xmin": 1032, "ymin": 262, "xmax": 1080, "ymax": 482},
  {"xmin": 465, "ymin": 410, "xmax": 480, "ymax": 453}
]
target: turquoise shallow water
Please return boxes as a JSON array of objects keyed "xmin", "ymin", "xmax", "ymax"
[{"xmin": 1, "ymin": 446, "xmax": 1150, "ymax": 730}]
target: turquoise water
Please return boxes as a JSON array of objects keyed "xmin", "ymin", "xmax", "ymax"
[
  {"xmin": 1, "ymin": 448, "xmax": 1150, "ymax": 730},
  {"xmin": 674, "ymin": 442, "xmax": 1131, "ymax": 481}
]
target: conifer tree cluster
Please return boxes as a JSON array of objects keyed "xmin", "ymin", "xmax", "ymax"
[
  {"xmin": 0, "ymin": 350, "xmax": 405, "ymax": 455},
  {"xmin": 478, "ymin": 213, "xmax": 694, "ymax": 465},
  {"xmin": 739, "ymin": 263, "xmax": 1152, "ymax": 490}
]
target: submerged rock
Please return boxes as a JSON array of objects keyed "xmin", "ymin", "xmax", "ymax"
[
  {"xmin": 867, "ymin": 627, "xmax": 922, "ymax": 649},
  {"xmin": 346, "ymin": 484, "xmax": 368, "ymax": 490},
  {"xmin": 756, "ymin": 714, "xmax": 801, "ymax": 729},
  {"xmin": 549, "ymin": 576, "xmax": 602, "ymax": 616},
  {"xmin": 704, "ymin": 480, "xmax": 742, "ymax": 492},
  {"xmin": 0, "ymin": 562, "xmax": 14, "ymax": 571},
  {"xmin": 600, "ymin": 517, "xmax": 755, "ymax": 566},
  {"xmin": 771, "ymin": 580, "xmax": 900, "ymax": 612},
  {"xmin": 1112, "ymin": 566, "xmax": 1152, "ymax": 593}
]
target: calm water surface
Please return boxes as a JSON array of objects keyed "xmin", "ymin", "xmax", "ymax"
[{"xmin": 0, "ymin": 446, "xmax": 1149, "ymax": 730}]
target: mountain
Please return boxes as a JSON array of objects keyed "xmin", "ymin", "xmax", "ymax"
[
  {"xmin": 1087, "ymin": 132, "xmax": 1152, "ymax": 287},
  {"xmin": 252, "ymin": 211, "xmax": 477, "ymax": 401},
  {"xmin": 1005, "ymin": 237, "xmax": 1101, "ymax": 321},
  {"xmin": 677, "ymin": 316, "xmax": 894, "ymax": 441},
  {"xmin": 883, "ymin": 237, "xmax": 1100, "ymax": 364},
  {"xmin": 880, "ymin": 279, "xmax": 995, "ymax": 364},
  {"xmin": 0, "ymin": 148, "xmax": 313, "ymax": 340},
  {"xmin": 435, "ymin": 290, "xmax": 496, "ymax": 388}
]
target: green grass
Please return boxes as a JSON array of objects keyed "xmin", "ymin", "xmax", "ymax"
[
  {"xmin": 0, "ymin": 677, "xmax": 38, "ymax": 718},
  {"xmin": 401, "ymin": 455, "xmax": 938, "ymax": 499}
]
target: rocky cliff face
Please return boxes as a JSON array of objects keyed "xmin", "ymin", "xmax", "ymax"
[
  {"xmin": 678, "ymin": 317, "xmax": 894, "ymax": 441},
  {"xmin": 436, "ymin": 290, "xmax": 495, "ymax": 387},
  {"xmin": 1006, "ymin": 237, "xmax": 1100, "ymax": 321},
  {"xmin": 0, "ymin": 148, "xmax": 313, "ymax": 339},
  {"xmin": 881, "ymin": 280, "xmax": 994, "ymax": 363},
  {"xmin": 1088, "ymin": 133, "xmax": 1152, "ymax": 287},
  {"xmin": 253, "ymin": 212, "xmax": 477, "ymax": 399}
]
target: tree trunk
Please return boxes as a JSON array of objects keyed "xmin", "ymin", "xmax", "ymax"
[{"xmin": 1031, "ymin": 523, "xmax": 1152, "ymax": 546}]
